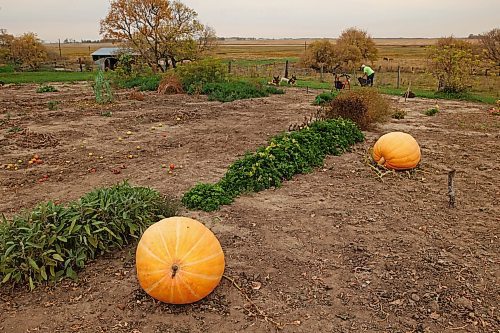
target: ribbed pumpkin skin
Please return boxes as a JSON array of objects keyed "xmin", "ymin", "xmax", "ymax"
[
  {"xmin": 372, "ymin": 132, "xmax": 421, "ymax": 170},
  {"xmin": 136, "ymin": 217, "xmax": 225, "ymax": 304}
]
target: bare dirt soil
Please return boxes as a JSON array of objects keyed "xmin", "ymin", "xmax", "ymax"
[{"xmin": 0, "ymin": 83, "xmax": 499, "ymax": 333}]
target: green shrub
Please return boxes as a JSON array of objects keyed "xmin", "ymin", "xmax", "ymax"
[
  {"xmin": 181, "ymin": 184, "xmax": 233, "ymax": 212},
  {"xmin": 0, "ymin": 182, "xmax": 178, "ymax": 289},
  {"xmin": 313, "ymin": 91, "xmax": 338, "ymax": 105},
  {"xmin": 36, "ymin": 84, "xmax": 58, "ymax": 93},
  {"xmin": 326, "ymin": 88, "xmax": 392, "ymax": 130},
  {"xmin": 93, "ymin": 70, "xmax": 114, "ymax": 104},
  {"xmin": 175, "ymin": 58, "xmax": 228, "ymax": 94},
  {"xmin": 424, "ymin": 108, "xmax": 439, "ymax": 116},
  {"xmin": 201, "ymin": 81, "xmax": 284, "ymax": 102},
  {"xmin": 182, "ymin": 118, "xmax": 364, "ymax": 211}
]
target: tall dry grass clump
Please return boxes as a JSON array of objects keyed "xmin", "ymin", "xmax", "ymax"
[
  {"xmin": 157, "ymin": 73, "xmax": 184, "ymax": 94},
  {"xmin": 326, "ymin": 89, "xmax": 392, "ymax": 130}
]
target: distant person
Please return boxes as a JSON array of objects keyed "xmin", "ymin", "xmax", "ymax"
[{"xmin": 361, "ymin": 64, "xmax": 375, "ymax": 86}]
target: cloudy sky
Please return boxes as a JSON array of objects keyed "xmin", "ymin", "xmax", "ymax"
[{"xmin": 0, "ymin": 0, "xmax": 498, "ymax": 42}]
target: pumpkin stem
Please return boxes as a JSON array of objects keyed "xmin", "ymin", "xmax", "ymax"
[
  {"xmin": 378, "ymin": 157, "xmax": 386, "ymax": 166},
  {"xmin": 171, "ymin": 264, "xmax": 179, "ymax": 278}
]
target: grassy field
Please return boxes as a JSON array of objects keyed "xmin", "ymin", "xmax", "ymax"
[{"xmin": 0, "ymin": 71, "xmax": 95, "ymax": 84}]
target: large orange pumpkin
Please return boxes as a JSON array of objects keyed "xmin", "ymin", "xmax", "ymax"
[
  {"xmin": 136, "ymin": 217, "xmax": 225, "ymax": 304},
  {"xmin": 372, "ymin": 132, "xmax": 421, "ymax": 170}
]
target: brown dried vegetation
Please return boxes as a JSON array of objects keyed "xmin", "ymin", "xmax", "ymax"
[
  {"xmin": 157, "ymin": 74, "xmax": 184, "ymax": 94},
  {"xmin": 326, "ymin": 89, "xmax": 392, "ymax": 130}
]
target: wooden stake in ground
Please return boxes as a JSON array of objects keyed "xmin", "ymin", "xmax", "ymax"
[
  {"xmin": 404, "ymin": 80, "xmax": 412, "ymax": 103},
  {"xmin": 448, "ymin": 169, "xmax": 456, "ymax": 208}
]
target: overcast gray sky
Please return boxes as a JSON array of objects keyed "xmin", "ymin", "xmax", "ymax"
[{"xmin": 0, "ymin": 0, "xmax": 498, "ymax": 42}]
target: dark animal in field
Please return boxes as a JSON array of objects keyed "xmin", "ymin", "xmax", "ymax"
[
  {"xmin": 268, "ymin": 76, "xmax": 280, "ymax": 86},
  {"xmin": 402, "ymin": 90, "xmax": 416, "ymax": 98},
  {"xmin": 358, "ymin": 77, "xmax": 369, "ymax": 87}
]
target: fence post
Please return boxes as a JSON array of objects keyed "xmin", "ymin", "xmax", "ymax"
[
  {"xmin": 397, "ymin": 66, "xmax": 401, "ymax": 89},
  {"xmin": 320, "ymin": 65, "xmax": 324, "ymax": 82},
  {"xmin": 284, "ymin": 60, "xmax": 289, "ymax": 78},
  {"xmin": 228, "ymin": 60, "xmax": 232, "ymax": 74}
]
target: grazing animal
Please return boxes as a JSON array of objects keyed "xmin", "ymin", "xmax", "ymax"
[
  {"xmin": 267, "ymin": 76, "xmax": 280, "ymax": 86},
  {"xmin": 280, "ymin": 75, "xmax": 297, "ymax": 85}
]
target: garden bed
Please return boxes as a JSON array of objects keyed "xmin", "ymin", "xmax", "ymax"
[{"xmin": 0, "ymin": 83, "xmax": 499, "ymax": 332}]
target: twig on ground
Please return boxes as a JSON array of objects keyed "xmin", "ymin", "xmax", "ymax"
[
  {"xmin": 223, "ymin": 275, "xmax": 301, "ymax": 330},
  {"xmin": 448, "ymin": 169, "xmax": 456, "ymax": 208}
]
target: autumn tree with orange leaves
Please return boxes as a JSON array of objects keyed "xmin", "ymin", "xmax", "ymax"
[
  {"xmin": 100, "ymin": 0, "xmax": 216, "ymax": 72},
  {"xmin": 9, "ymin": 33, "xmax": 48, "ymax": 70}
]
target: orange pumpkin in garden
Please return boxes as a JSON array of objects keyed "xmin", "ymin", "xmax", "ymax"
[
  {"xmin": 136, "ymin": 217, "xmax": 225, "ymax": 304},
  {"xmin": 372, "ymin": 132, "xmax": 421, "ymax": 170}
]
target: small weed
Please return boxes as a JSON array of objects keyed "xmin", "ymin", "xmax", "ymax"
[
  {"xmin": 100, "ymin": 111, "xmax": 112, "ymax": 117},
  {"xmin": 0, "ymin": 112, "xmax": 11, "ymax": 126},
  {"xmin": 36, "ymin": 85, "xmax": 58, "ymax": 93},
  {"xmin": 8, "ymin": 126, "xmax": 22, "ymax": 133},
  {"xmin": 392, "ymin": 109, "xmax": 407, "ymax": 119},
  {"xmin": 424, "ymin": 108, "xmax": 439, "ymax": 116},
  {"xmin": 47, "ymin": 101, "xmax": 60, "ymax": 111}
]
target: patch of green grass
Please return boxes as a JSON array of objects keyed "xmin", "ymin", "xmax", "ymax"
[
  {"xmin": 0, "ymin": 64, "xmax": 15, "ymax": 73},
  {"xmin": 0, "ymin": 182, "xmax": 178, "ymax": 289},
  {"xmin": 115, "ymin": 74, "xmax": 162, "ymax": 91},
  {"xmin": 295, "ymin": 79, "xmax": 332, "ymax": 90},
  {"xmin": 0, "ymin": 71, "xmax": 95, "ymax": 84},
  {"xmin": 378, "ymin": 87, "xmax": 496, "ymax": 104},
  {"xmin": 201, "ymin": 80, "xmax": 284, "ymax": 102}
]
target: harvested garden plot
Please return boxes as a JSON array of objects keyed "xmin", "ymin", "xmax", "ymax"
[{"xmin": 0, "ymin": 83, "xmax": 499, "ymax": 332}]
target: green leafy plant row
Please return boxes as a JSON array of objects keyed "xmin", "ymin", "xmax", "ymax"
[
  {"xmin": 202, "ymin": 81, "xmax": 284, "ymax": 102},
  {"xmin": 182, "ymin": 118, "xmax": 364, "ymax": 211},
  {"xmin": 0, "ymin": 182, "xmax": 178, "ymax": 289}
]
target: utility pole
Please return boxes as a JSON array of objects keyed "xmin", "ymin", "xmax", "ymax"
[{"xmin": 58, "ymin": 39, "xmax": 62, "ymax": 58}]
